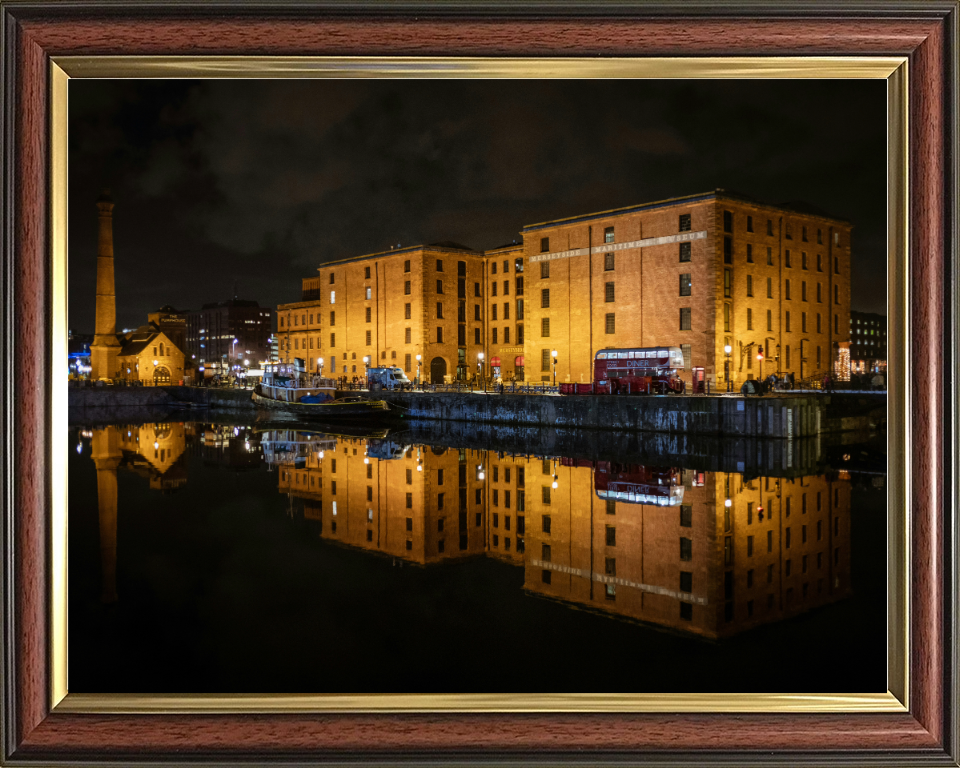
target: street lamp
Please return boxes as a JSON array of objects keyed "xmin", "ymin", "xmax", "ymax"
[
  {"xmin": 318, "ymin": 357, "xmax": 324, "ymax": 377},
  {"xmin": 799, "ymin": 338, "xmax": 809, "ymax": 385},
  {"xmin": 552, "ymin": 349, "xmax": 558, "ymax": 386},
  {"xmin": 415, "ymin": 353, "xmax": 422, "ymax": 386},
  {"xmin": 723, "ymin": 343, "xmax": 732, "ymax": 391}
]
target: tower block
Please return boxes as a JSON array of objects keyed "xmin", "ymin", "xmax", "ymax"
[{"xmin": 90, "ymin": 191, "xmax": 121, "ymax": 380}]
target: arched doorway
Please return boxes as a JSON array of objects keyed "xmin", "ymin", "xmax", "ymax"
[
  {"xmin": 153, "ymin": 366, "xmax": 171, "ymax": 385},
  {"xmin": 430, "ymin": 357, "xmax": 447, "ymax": 384}
]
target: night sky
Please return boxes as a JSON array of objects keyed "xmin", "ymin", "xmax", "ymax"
[{"xmin": 68, "ymin": 78, "xmax": 887, "ymax": 334}]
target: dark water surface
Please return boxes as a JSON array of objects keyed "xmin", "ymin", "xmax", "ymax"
[{"xmin": 69, "ymin": 416, "xmax": 887, "ymax": 694}]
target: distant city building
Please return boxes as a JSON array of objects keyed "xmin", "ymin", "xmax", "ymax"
[
  {"xmin": 68, "ymin": 330, "xmax": 94, "ymax": 379},
  {"xmin": 186, "ymin": 300, "xmax": 273, "ymax": 370},
  {"xmin": 280, "ymin": 190, "xmax": 854, "ymax": 387},
  {"xmin": 147, "ymin": 305, "xmax": 188, "ymax": 354},
  {"xmin": 849, "ymin": 310, "xmax": 886, "ymax": 374}
]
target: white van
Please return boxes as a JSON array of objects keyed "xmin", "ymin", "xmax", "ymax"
[{"xmin": 367, "ymin": 367, "xmax": 412, "ymax": 391}]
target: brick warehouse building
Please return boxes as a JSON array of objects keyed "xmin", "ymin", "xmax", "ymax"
[
  {"xmin": 279, "ymin": 189, "xmax": 852, "ymax": 387},
  {"xmin": 278, "ymin": 243, "xmax": 492, "ymax": 383},
  {"xmin": 523, "ymin": 190, "xmax": 852, "ymax": 387}
]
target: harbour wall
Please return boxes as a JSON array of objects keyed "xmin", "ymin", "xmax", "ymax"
[{"xmin": 68, "ymin": 386, "xmax": 883, "ymax": 437}]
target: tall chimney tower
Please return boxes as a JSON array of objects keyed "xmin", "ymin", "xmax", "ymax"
[{"xmin": 90, "ymin": 190, "xmax": 121, "ymax": 380}]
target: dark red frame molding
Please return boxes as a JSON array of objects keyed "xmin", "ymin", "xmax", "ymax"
[{"xmin": 2, "ymin": 3, "xmax": 957, "ymax": 764}]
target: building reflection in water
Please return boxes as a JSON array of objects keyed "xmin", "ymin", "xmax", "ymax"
[
  {"xmin": 265, "ymin": 429, "xmax": 852, "ymax": 639},
  {"xmin": 84, "ymin": 422, "xmax": 195, "ymax": 603}
]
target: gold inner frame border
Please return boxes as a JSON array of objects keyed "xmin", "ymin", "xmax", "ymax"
[{"xmin": 48, "ymin": 55, "xmax": 908, "ymax": 714}]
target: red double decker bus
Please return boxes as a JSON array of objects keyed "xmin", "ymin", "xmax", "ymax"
[{"xmin": 585, "ymin": 346, "xmax": 686, "ymax": 395}]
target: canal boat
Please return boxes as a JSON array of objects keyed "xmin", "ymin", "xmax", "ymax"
[{"xmin": 252, "ymin": 359, "xmax": 390, "ymax": 419}]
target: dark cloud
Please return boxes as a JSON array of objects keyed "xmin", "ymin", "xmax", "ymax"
[{"xmin": 68, "ymin": 78, "xmax": 886, "ymax": 332}]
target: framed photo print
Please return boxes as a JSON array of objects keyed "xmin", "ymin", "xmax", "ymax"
[{"xmin": 1, "ymin": 1, "xmax": 957, "ymax": 765}]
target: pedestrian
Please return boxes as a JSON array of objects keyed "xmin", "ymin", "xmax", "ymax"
[
  {"xmin": 872, "ymin": 373, "xmax": 884, "ymax": 390},
  {"xmin": 498, "ymin": 381, "xmax": 504, "ymax": 395}
]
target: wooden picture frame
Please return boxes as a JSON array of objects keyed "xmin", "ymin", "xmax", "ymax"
[{"xmin": 2, "ymin": 1, "xmax": 957, "ymax": 764}]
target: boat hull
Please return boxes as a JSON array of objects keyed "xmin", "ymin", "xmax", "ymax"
[{"xmin": 251, "ymin": 391, "xmax": 390, "ymax": 419}]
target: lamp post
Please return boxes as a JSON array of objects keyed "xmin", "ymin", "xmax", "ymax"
[
  {"xmin": 363, "ymin": 355, "xmax": 370, "ymax": 388},
  {"xmin": 724, "ymin": 343, "xmax": 732, "ymax": 391},
  {"xmin": 799, "ymin": 338, "xmax": 809, "ymax": 386},
  {"xmin": 552, "ymin": 349, "xmax": 558, "ymax": 386},
  {"xmin": 416, "ymin": 354, "xmax": 422, "ymax": 387},
  {"xmin": 477, "ymin": 352, "xmax": 484, "ymax": 391},
  {"xmin": 318, "ymin": 357, "xmax": 324, "ymax": 378}
]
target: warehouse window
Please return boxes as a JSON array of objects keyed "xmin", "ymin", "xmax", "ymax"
[
  {"xmin": 365, "ymin": 307, "xmax": 372, "ymax": 323},
  {"xmin": 801, "ymin": 312, "xmax": 807, "ymax": 333},
  {"xmin": 767, "ymin": 246, "xmax": 774, "ymax": 266},
  {"xmin": 817, "ymin": 283, "xmax": 822, "ymax": 303},
  {"xmin": 802, "ymin": 281, "xmax": 807, "ymax": 301},
  {"xmin": 724, "ymin": 237, "xmax": 733, "ymax": 264},
  {"xmin": 517, "ymin": 325, "xmax": 524, "ymax": 344},
  {"xmin": 605, "ymin": 313, "xmax": 615, "ymax": 334},
  {"xmin": 405, "ymin": 303, "xmax": 411, "ymax": 319},
  {"xmin": 541, "ymin": 289, "xmax": 550, "ymax": 308},
  {"xmin": 604, "ymin": 226, "xmax": 615, "ymax": 243},
  {"xmin": 723, "ymin": 303, "xmax": 730, "ymax": 332},
  {"xmin": 491, "ymin": 262, "xmax": 497, "ymax": 275},
  {"xmin": 785, "ymin": 250, "xmax": 792, "ymax": 268},
  {"xmin": 491, "ymin": 304, "xmax": 497, "ymax": 321},
  {"xmin": 679, "ymin": 213, "xmax": 691, "ymax": 232},
  {"xmin": 785, "ymin": 279, "xmax": 791, "ymax": 300},
  {"xmin": 365, "ymin": 266, "xmax": 371, "ymax": 279},
  {"xmin": 503, "ymin": 327, "xmax": 510, "ymax": 343},
  {"xmin": 680, "ymin": 273, "xmax": 692, "ymax": 296},
  {"xmin": 724, "ymin": 269, "xmax": 732, "ymax": 298},
  {"xmin": 541, "ymin": 349, "xmax": 551, "ymax": 371},
  {"xmin": 802, "ymin": 252, "xmax": 808, "ymax": 270},
  {"xmin": 540, "ymin": 237, "xmax": 549, "ymax": 253},
  {"xmin": 330, "ymin": 290, "xmax": 336, "ymax": 304},
  {"xmin": 404, "ymin": 259, "xmax": 410, "ymax": 273},
  {"xmin": 746, "ymin": 243, "xmax": 753, "ymax": 263},
  {"xmin": 680, "ymin": 307, "xmax": 692, "ymax": 331},
  {"xmin": 436, "ymin": 259, "xmax": 443, "ymax": 272},
  {"xmin": 474, "ymin": 305, "xmax": 481, "ymax": 321},
  {"xmin": 436, "ymin": 302, "xmax": 443, "ymax": 319},
  {"xmin": 679, "ymin": 242, "xmax": 691, "ymax": 262},
  {"xmin": 816, "ymin": 313, "xmax": 822, "ymax": 333},
  {"xmin": 504, "ymin": 302, "xmax": 510, "ymax": 320},
  {"xmin": 785, "ymin": 311, "xmax": 791, "ymax": 333},
  {"xmin": 604, "ymin": 252, "xmax": 615, "ymax": 271},
  {"xmin": 605, "ymin": 282, "xmax": 615, "ymax": 302},
  {"xmin": 540, "ymin": 261, "xmax": 550, "ymax": 279},
  {"xmin": 405, "ymin": 328, "xmax": 411, "ymax": 344},
  {"xmin": 767, "ymin": 309, "xmax": 773, "ymax": 332},
  {"xmin": 767, "ymin": 277, "xmax": 773, "ymax": 298},
  {"xmin": 492, "ymin": 283, "xmax": 497, "ymax": 297},
  {"xmin": 474, "ymin": 328, "xmax": 481, "ymax": 344},
  {"xmin": 834, "ymin": 285, "xmax": 839, "ymax": 303},
  {"xmin": 365, "ymin": 330, "xmax": 371, "ymax": 345},
  {"xmin": 723, "ymin": 210, "xmax": 733, "ymax": 233},
  {"xmin": 747, "ymin": 215, "xmax": 754, "ymax": 232},
  {"xmin": 404, "ymin": 354, "xmax": 411, "ymax": 372},
  {"xmin": 747, "ymin": 308, "xmax": 753, "ymax": 330},
  {"xmin": 436, "ymin": 280, "xmax": 443, "ymax": 294},
  {"xmin": 492, "ymin": 328, "xmax": 498, "ymax": 344},
  {"xmin": 436, "ymin": 327, "xmax": 443, "ymax": 343},
  {"xmin": 404, "ymin": 281, "xmax": 411, "ymax": 295},
  {"xmin": 330, "ymin": 311, "xmax": 335, "ymax": 326},
  {"xmin": 541, "ymin": 318, "xmax": 550, "ymax": 337},
  {"xmin": 746, "ymin": 275, "xmax": 753, "ymax": 297},
  {"xmin": 330, "ymin": 332, "xmax": 335, "ymax": 347},
  {"xmin": 817, "ymin": 253, "xmax": 823, "ymax": 272}
]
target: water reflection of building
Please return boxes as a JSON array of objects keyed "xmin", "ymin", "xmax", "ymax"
[
  {"xmin": 522, "ymin": 464, "xmax": 851, "ymax": 639},
  {"xmin": 268, "ymin": 430, "xmax": 852, "ymax": 638},
  {"xmin": 196, "ymin": 424, "xmax": 262, "ymax": 470},
  {"xmin": 266, "ymin": 432, "xmax": 488, "ymax": 565},
  {"xmin": 86, "ymin": 422, "xmax": 190, "ymax": 602}
]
